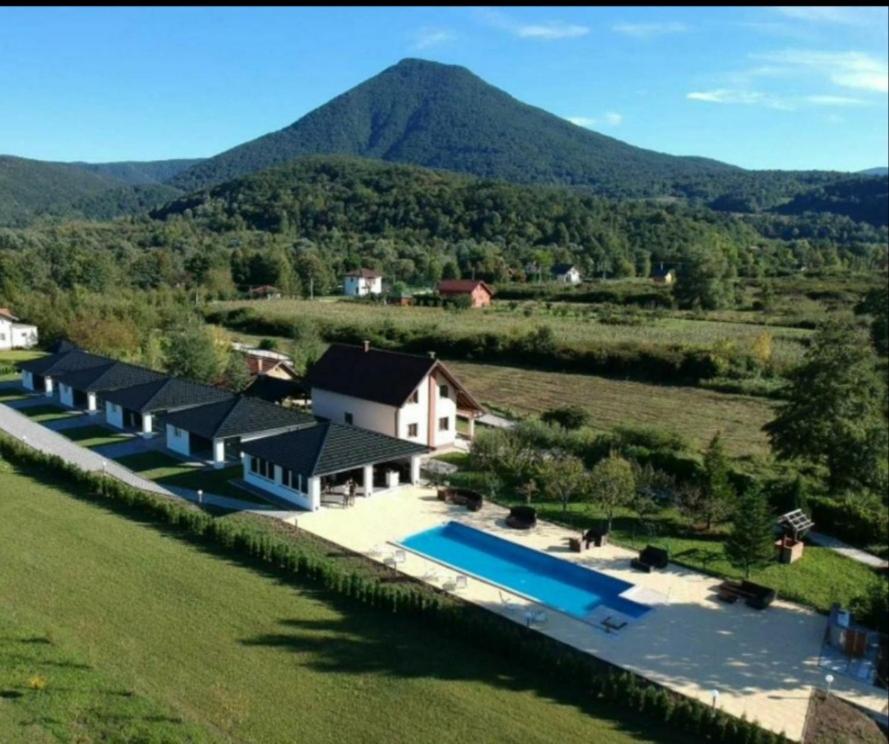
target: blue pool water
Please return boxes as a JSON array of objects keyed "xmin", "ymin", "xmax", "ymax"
[{"xmin": 399, "ymin": 521, "xmax": 651, "ymax": 621}]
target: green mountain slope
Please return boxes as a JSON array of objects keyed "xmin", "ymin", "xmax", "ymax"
[
  {"xmin": 71, "ymin": 158, "xmax": 204, "ymax": 185},
  {"xmin": 169, "ymin": 58, "xmax": 740, "ymax": 194}
]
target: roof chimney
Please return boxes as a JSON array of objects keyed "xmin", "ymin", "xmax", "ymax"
[
  {"xmin": 428, "ymin": 351, "xmax": 436, "ymax": 359},
  {"xmin": 363, "ymin": 340, "xmax": 370, "ymax": 352}
]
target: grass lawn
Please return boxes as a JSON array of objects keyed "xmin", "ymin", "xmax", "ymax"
[
  {"xmin": 114, "ymin": 451, "xmax": 269, "ymax": 505},
  {"xmin": 0, "ymin": 350, "xmax": 45, "ymax": 365},
  {"xmin": 0, "ymin": 390, "xmax": 29, "ymax": 403},
  {"xmin": 17, "ymin": 404, "xmax": 80, "ymax": 423},
  {"xmin": 60, "ymin": 424, "xmax": 132, "ymax": 449},
  {"xmin": 448, "ymin": 361, "xmax": 776, "ymax": 457},
  {"xmin": 0, "ymin": 462, "xmax": 688, "ymax": 744}
]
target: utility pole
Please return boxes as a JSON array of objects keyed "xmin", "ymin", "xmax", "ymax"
[{"xmin": 309, "ymin": 276, "xmax": 314, "ymax": 301}]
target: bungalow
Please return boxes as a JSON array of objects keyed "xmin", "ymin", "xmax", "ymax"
[
  {"xmin": 343, "ymin": 268, "xmax": 383, "ymax": 297},
  {"xmin": 102, "ymin": 377, "xmax": 234, "ymax": 437},
  {"xmin": 306, "ymin": 342, "xmax": 484, "ymax": 448},
  {"xmin": 551, "ymin": 263, "xmax": 582, "ymax": 285},
  {"xmin": 53, "ymin": 361, "xmax": 165, "ymax": 415},
  {"xmin": 241, "ymin": 421, "xmax": 428, "ymax": 510},
  {"xmin": 652, "ymin": 265, "xmax": 676, "ymax": 285},
  {"xmin": 17, "ymin": 347, "xmax": 110, "ymax": 397},
  {"xmin": 163, "ymin": 395, "xmax": 315, "ymax": 468},
  {"xmin": 437, "ymin": 279, "xmax": 494, "ymax": 308},
  {"xmin": 0, "ymin": 308, "xmax": 38, "ymax": 351}
]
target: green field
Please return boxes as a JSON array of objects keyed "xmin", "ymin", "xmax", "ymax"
[
  {"xmin": 60, "ymin": 424, "xmax": 132, "ymax": 449},
  {"xmin": 448, "ymin": 361, "xmax": 776, "ymax": 457},
  {"xmin": 0, "ymin": 350, "xmax": 44, "ymax": 382},
  {"xmin": 17, "ymin": 404, "xmax": 80, "ymax": 423},
  {"xmin": 0, "ymin": 461, "xmax": 687, "ymax": 744},
  {"xmin": 213, "ymin": 298, "xmax": 812, "ymax": 368}
]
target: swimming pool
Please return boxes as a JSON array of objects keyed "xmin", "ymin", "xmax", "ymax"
[{"xmin": 399, "ymin": 521, "xmax": 651, "ymax": 622}]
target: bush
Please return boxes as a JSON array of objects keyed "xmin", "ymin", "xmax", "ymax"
[
  {"xmin": 540, "ymin": 405, "xmax": 591, "ymax": 430},
  {"xmin": 808, "ymin": 494, "xmax": 888, "ymax": 548}
]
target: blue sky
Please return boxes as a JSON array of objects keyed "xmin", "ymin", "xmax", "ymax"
[{"xmin": 1, "ymin": 6, "xmax": 887, "ymax": 171}]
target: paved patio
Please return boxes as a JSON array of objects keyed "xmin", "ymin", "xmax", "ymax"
[{"xmin": 296, "ymin": 487, "xmax": 888, "ymax": 741}]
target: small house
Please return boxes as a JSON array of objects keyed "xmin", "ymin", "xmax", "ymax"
[
  {"xmin": 247, "ymin": 285, "xmax": 282, "ymax": 300},
  {"xmin": 551, "ymin": 263, "xmax": 582, "ymax": 285},
  {"xmin": 436, "ymin": 279, "xmax": 494, "ymax": 308},
  {"xmin": 651, "ymin": 266, "xmax": 676, "ymax": 285},
  {"xmin": 54, "ymin": 360, "xmax": 165, "ymax": 415},
  {"xmin": 17, "ymin": 347, "xmax": 110, "ymax": 397},
  {"xmin": 343, "ymin": 269, "xmax": 383, "ymax": 297},
  {"xmin": 0, "ymin": 308, "xmax": 39, "ymax": 351}
]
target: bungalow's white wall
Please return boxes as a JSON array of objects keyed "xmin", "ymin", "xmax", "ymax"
[
  {"xmin": 105, "ymin": 401, "xmax": 124, "ymax": 429},
  {"xmin": 166, "ymin": 423, "xmax": 190, "ymax": 457},
  {"xmin": 22, "ymin": 370, "xmax": 34, "ymax": 390},
  {"xmin": 311, "ymin": 388, "xmax": 397, "ymax": 436},
  {"xmin": 242, "ymin": 456, "xmax": 320, "ymax": 510},
  {"xmin": 59, "ymin": 383, "xmax": 75, "ymax": 408}
]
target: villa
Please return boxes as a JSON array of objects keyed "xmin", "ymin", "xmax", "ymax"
[
  {"xmin": 551, "ymin": 263, "xmax": 582, "ymax": 284},
  {"xmin": 436, "ymin": 279, "xmax": 494, "ymax": 308},
  {"xmin": 0, "ymin": 308, "xmax": 39, "ymax": 350},
  {"xmin": 306, "ymin": 342, "xmax": 484, "ymax": 448},
  {"xmin": 343, "ymin": 268, "xmax": 383, "ymax": 297}
]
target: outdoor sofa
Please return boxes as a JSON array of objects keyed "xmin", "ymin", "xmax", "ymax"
[
  {"xmin": 716, "ymin": 579, "xmax": 777, "ymax": 610},
  {"xmin": 437, "ymin": 487, "xmax": 483, "ymax": 512},
  {"xmin": 505, "ymin": 506, "xmax": 537, "ymax": 529},
  {"xmin": 630, "ymin": 545, "xmax": 669, "ymax": 573}
]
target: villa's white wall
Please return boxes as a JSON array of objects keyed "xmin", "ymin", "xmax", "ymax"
[
  {"xmin": 556, "ymin": 268, "xmax": 581, "ymax": 285},
  {"xmin": 22, "ymin": 370, "xmax": 34, "ymax": 391},
  {"xmin": 106, "ymin": 401, "xmax": 124, "ymax": 429},
  {"xmin": 242, "ymin": 456, "xmax": 320, "ymax": 510},
  {"xmin": 430, "ymin": 370, "xmax": 457, "ymax": 448},
  {"xmin": 311, "ymin": 388, "xmax": 397, "ymax": 435},
  {"xmin": 166, "ymin": 423, "xmax": 190, "ymax": 457},
  {"xmin": 397, "ymin": 378, "xmax": 428, "ymax": 444},
  {"xmin": 12, "ymin": 325, "xmax": 38, "ymax": 348},
  {"xmin": 0, "ymin": 319, "xmax": 11, "ymax": 351},
  {"xmin": 343, "ymin": 276, "xmax": 382, "ymax": 297},
  {"xmin": 59, "ymin": 383, "xmax": 75, "ymax": 408}
]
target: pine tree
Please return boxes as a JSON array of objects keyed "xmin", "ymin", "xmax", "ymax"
[
  {"xmin": 725, "ymin": 488, "xmax": 775, "ymax": 578},
  {"xmin": 701, "ymin": 432, "xmax": 734, "ymax": 530}
]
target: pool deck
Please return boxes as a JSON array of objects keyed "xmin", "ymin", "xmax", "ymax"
[{"xmin": 296, "ymin": 486, "xmax": 888, "ymax": 741}]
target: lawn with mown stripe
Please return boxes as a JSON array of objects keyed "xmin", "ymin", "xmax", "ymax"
[
  {"xmin": 0, "ymin": 461, "xmax": 688, "ymax": 744},
  {"xmin": 61, "ymin": 424, "xmax": 132, "ymax": 449}
]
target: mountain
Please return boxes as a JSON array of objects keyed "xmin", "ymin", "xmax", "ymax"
[
  {"xmin": 71, "ymin": 158, "xmax": 204, "ymax": 185},
  {"xmin": 860, "ymin": 167, "xmax": 889, "ymax": 177},
  {"xmin": 775, "ymin": 175, "xmax": 889, "ymax": 227},
  {"xmin": 0, "ymin": 155, "xmax": 190, "ymax": 226},
  {"xmin": 169, "ymin": 58, "xmax": 741, "ymax": 194}
]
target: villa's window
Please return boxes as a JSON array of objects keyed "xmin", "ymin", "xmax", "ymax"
[
  {"xmin": 407, "ymin": 423, "xmax": 418, "ymax": 437},
  {"xmin": 344, "ymin": 412, "xmax": 353, "ymax": 425},
  {"xmin": 439, "ymin": 383, "xmax": 449, "ymax": 398},
  {"xmin": 407, "ymin": 389, "xmax": 419, "ymax": 404},
  {"xmin": 438, "ymin": 416, "xmax": 449, "ymax": 432}
]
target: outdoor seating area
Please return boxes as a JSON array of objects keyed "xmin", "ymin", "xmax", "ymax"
[
  {"xmin": 567, "ymin": 528, "xmax": 609, "ymax": 553},
  {"xmin": 436, "ymin": 486, "xmax": 483, "ymax": 511},
  {"xmin": 716, "ymin": 579, "xmax": 777, "ymax": 610},
  {"xmin": 630, "ymin": 545, "xmax": 669, "ymax": 573},
  {"xmin": 505, "ymin": 505, "xmax": 536, "ymax": 529}
]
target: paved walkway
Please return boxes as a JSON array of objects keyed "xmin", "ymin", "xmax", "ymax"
[
  {"xmin": 477, "ymin": 412, "xmax": 516, "ymax": 429},
  {"xmin": 808, "ymin": 531, "xmax": 888, "ymax": 570},
  {"xmin": 0, "ymin": 401, "xmax": 298, "ymax": 522}
]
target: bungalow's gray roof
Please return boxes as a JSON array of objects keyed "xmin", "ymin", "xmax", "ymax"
[
  {"xmin": 17, "ymin": 348, "xmax": 111, "ymax": 377},
  {"xmin": 164, "ymin": 395, "xmax": 315, "ymax": 440},
  {"xmin": 103, "ymin": 377, "xmax": 234, "ymax": 414},
  {"xmin": 54, "ymin": 360, "xmax": 165, "ymax": 394},
  {"xmin": 241, "ymin": 421, "xmax": 429, "ymax": 481}
]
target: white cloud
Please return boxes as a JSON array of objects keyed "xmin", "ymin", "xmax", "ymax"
[
  {"xmin": 752, "ymin": 49, "xmax": 889, "ymax": 92},
  {"xmin": 474, "ymin": 10, "xmax": 588, "ymax": 40},
  {"xmin": 612, "ymin": 21, "xmax": 688, "ymax": 39},
  {"xmin": 804, "ymin": 94, "xmax": 868, "ymax": 107},
  {"xmin": 687, "ymin": 88, "xmax": 870, "ymax": 110},
  {"xmin": 773, "ymin": 6, "xmax": 879, "ymax": 26},
  {"xmin": 567, "ymin": 112, "xmax": 623, "ymax": 129},
  {"xmin": 410, "ymin": 28, "xmax": 455, "ymax": 51}
]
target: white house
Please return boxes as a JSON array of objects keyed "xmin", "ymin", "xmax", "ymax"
[
  {"xmin": 551, "ymin": 263, "xmax": 582, "ymax": 285},
  {"xmin": 305, "ymin": 342, "xmax": 484, "ymax": 449},
  {"xmin": 0, "ymin": 308, "xmax": 38, "ymax": 351},
  {"xmin": 343, "ymin": 269, "xmax": 383, "ymax": 297}
]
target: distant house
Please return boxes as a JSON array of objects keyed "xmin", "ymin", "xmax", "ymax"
[
  {"xmin": 247, "ymin": 285, "xmax": 282, "ymax": 300},
  {"xmin": 306, "ymin": 342, "xmax": 484, "ymax": 448},
  {"xmin": 343, "ymin": 269, "xmax": 382, "ymax": 297},
  {"xmin": 232, "ymin": 343, "xmax": 299, "ymax": 380},
  {"xmin": 0, "ymin": 308, "xmax": 38, "ymax": 351},
  {"xmin": 551, "ymin": 263, "xmax": 582, "ymax": 285},
  {"xmin": 651, "ymin": 266, "xmax": 676, "ymax": 285},
  {"xmin": 436, "ymin": 279, "xmax": 494, "ymax": 308}
]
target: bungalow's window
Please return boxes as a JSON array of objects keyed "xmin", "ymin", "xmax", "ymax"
[
  {"xmin": 407, "ymin": 389, "xmax": 419, "ymax": 404},
  {"xmin": 438, "ymin": 416, "xmax": 449, "ymax": 432},
  {"xmin": 344, "ymin": 412, "xmax": 353, "ymax": 425},
  {"xmin": 439, "ymin": 384, "xmax": 449, "ymax": 398},
  {"xmin": 407, "ymin": 423, "xmax": 418, "ymax": 437}
]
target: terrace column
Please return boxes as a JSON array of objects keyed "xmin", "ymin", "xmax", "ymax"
[
  {"xmin": 362, "ymin": 464, "xmax": 374, "ymax": 497},
  {"xmin": 410, "ymin": 456, "xmax": 421, "ymax": 485},
  {"xmin": 212, "ymin": 438, "xmax": 226, "ymax": 469},
  {"xmin": 308, "ymin": 477, "xmax": 321, "ymax": 511},
  {"xmin": 44, "ymin": 376, "xmax": 54, "ymax": 397},
  {"xmin": 87, "ymin": 392, "xmax": 98, "ymax": 414},
  {"xmin": 467, "ymin": 416, "xmax": 475, "ymax": 440},
  {"xmin": 141, "ymin": 413, "xmax": 154, "ymax": 438}
]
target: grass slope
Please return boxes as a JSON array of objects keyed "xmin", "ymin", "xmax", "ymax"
[{"xmin": 0, "ymin": 462, "xmax": 687, "ymax": 744}]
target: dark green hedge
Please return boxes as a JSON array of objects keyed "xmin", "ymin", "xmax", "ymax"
[{"xmin": 0, "ymin": 433, "xmax": 787, "ymax": 744}]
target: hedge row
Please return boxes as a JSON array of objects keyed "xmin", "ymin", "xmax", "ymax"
[
  {"xmin": 0, "ymin": 433, "xmax": 787, "ymax": 744},
  {"xmin": 207, "ymin": 307, "xmax": 739, "ymax": 384},
  {"xmin": 492, "ymin": 283, "xmax": 675, "ymax": 308},
  {"xmin": 808, "ymin": 494, "xmax": 888, "ymax": 548}
]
